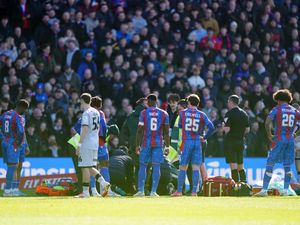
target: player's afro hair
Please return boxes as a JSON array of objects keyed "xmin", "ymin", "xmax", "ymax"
[{"xmin": 273, "ymin": 89, "xmax": 293, "ymax": 103}]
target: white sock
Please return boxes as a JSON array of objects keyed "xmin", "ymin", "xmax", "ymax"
[
  {"xmin": 4, "ymin": 189, "xmax": 11, "ymax": 193},
  {"xmin": 91, "ymin": 187, "xmax": 98, "ymax": 193},
  {"xmin": 83, "ymin": 186, "xmax": 89, "ymax": 195},
  {"xmin": 96, "ymin": 175, "xmax": 106, "ymax": 186}
]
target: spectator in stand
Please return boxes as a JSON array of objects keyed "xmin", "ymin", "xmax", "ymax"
[
  {"xmin": 59, "ymin": 65, "xmax": 81, "ymax": 91},
  {"xmin": 188, "ymin": 21, "xmax": 207, "ymax": 43},
  {"xmin": 77, "ymin": 51, "xmax": 97, "ymax": 80},
  {"xmin": 201, "ymin": 8, "xmax": 219, "ymax": 35}
]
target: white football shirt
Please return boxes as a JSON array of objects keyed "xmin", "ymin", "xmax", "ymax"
[{"xmin": 81, "ymin": 106, "xmax": 100, "ymax": 150}]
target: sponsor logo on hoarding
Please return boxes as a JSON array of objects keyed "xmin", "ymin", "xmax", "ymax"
[{"xmin": 0, "ymin": 173, "xmax": 77, "ymax": 190}]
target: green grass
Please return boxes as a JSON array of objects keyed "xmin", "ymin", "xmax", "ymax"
[{"xmin": 0, "ymin": 196, "xmax": 299, "ymax": 225}]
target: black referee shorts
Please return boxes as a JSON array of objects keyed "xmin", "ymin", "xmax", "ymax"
[{"xmin": 224, "ymin": 138, "xmax": 244, "ymax": 164}]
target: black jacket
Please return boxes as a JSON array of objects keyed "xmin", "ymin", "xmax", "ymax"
[{"xmin": 120, "ymin": 104, "xmax": 144, "ymax": 151}]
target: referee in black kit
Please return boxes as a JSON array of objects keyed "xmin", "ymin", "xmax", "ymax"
[{"xmin": 223, "ymin": 95, "xmax": 250, "ymax": 183}]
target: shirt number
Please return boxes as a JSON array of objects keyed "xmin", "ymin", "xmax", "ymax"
[
  {"xmin": 92, "ymin": 116, "xmax": 100, "ymax": 130},
  {"xmin": 4, "ymin": 120, "xmax": 9, "ymax": 133},
  {"xmin": 150, "ymin": 118, "xmax": 157, "ymax": 131},
  {"xmin": 185, "ymin": 118, "xmax": 200, "ymax": 132},
  {"xmin": 282, "ymin": 114, "xmax": 295, "ymax": 127}
]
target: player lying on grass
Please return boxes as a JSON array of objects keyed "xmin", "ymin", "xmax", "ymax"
[
  {"xmin": 255, "ymin": 89, "xmax": 300, "ymax": 196},
  {"xmin": 172, "ymin": 94, "xmax": 215, "ymax": 197},
  {"xmin": 134, "ymin": 94, "xmax": 170, "ymax": 197},
  {"xmin": 75, "ymin": 93, "xmax": 110, "ymax": 198},
  {"xmin": 1, "ymin": 100, "xmax": 29, "ymax": 197}
]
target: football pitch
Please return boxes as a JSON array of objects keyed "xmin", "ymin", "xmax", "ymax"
[{"xmin": 0, "ymin": 196, "xmax": 299, "ymax": 225}]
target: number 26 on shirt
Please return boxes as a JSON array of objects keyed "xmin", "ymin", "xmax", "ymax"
[{"xmin": 282, "ymin": 114, "xmax": 295, "ymax": 127}]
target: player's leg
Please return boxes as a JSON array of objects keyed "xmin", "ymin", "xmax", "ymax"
[
  {"xmin": 254, "ymin": 142, "xmax": 280, "ymax": 196},
  {"xmin": 295, "ymin": 144, "xmax": 300, "ymax": 183},
  {"xmin": 4, "ymin": 143, "xmax": 21, "ymax": 197},
  {"xmin": 281, "ymin": 141, "xmax": 295, "ymax": 196},
  {"xmin": 90, "ymin": 146, "xmax": 109, "ymax": 196},
  {"xmin": 89, "ymin": 167, "xmax": 110, "ymax": 197},
  {"xmin": 99, "ymin": 159, "xmax": 120, "ymax": 197},
  {"xmin": 90, "ymin": 169, "xmax": 99, "ymax": 197},
  {"xmin": 282, "ymin": 163, "xmax": 292, "ymax": 196},
  {"xmin": 13, "ymin": 145, "xmax": 26, "ymax": 196},
  {"xmin": 200, "ymin": 141, "xmax": 207, "ymax": 182},
  {"xmin": 76, "ymin": 148, "xmax": 94, "ymax": 198},
  {"xmin": 4, "ymin": 163, "xmax": 17, "ymax": 197},
  {"xmin": 81, "ymin": 167, "xmax": 91, "ymax": 197},
  {"xmin": 134, "ymin": 147, "xmax": 150, "ymax": 196},
  {"xmin": 190, "ymin": 141, "xmax": 202, "ymax": 196},
  {"xmin": 89, "ymin": 149, "xmax": 110, "ymax": 197},
  {"xmin": 172, "ymin": 142, "xmax": 190, "ymax": 196},
  {"xmin": 149, "ymin": 147, "xmax": 164, "ymax": 196},
  {"xmin": 98, "ymin": 146, "xmax": 110, "ymax": 182}
]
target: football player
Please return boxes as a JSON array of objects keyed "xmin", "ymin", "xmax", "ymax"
[
  {"xmin": 134, "ymin": 94, "xmax": 170, "ymax": 197},
  {"xmin": 255, "ymin": 89, "xmax": 300, "ymax": 196},
  {"xmin": 1, "ymin": 100, "xmax": 29, "ymax": 197}
]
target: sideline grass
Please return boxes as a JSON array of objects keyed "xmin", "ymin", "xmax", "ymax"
[{"xmin": 0, "ymin": 196, "xmax": 299, "ymax": 225}]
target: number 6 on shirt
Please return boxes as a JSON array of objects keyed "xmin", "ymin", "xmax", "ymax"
[{"xmin": 150, "ymin": 118, "xmax": 157, "ymax": 131}]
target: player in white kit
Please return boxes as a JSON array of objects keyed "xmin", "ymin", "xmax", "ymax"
[{"xmin": 75, "ymin": 93, "xmax": 110, "ymax": 198}]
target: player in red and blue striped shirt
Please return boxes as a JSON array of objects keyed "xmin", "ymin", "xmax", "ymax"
[
  {"xmin": 172, "ymin": 94, "xmax": 215, "ymax": 196},
  {"xmin": 135, "ymin": 94, "xmax": 170, "ymax": 197},
  {"xmin": 256, "ymin": 89, "xmax": 300, "ymax": 196},
  {"xmin": 1, "ymin": 100, "xmax": 29, "ymax": 197}
]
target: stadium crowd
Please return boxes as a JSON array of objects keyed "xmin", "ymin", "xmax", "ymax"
[{"xmin": 0, "ymin": 0, "xmax": 300, "ymax": 158}]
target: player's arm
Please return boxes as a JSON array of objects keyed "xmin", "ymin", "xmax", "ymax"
[
  {"xmin": 79, "ymin": 126, "xmax": 89, "ymax": 144},
  {"xmin": 76, "ymin": 114, "xmax": 89, "ymax": 156},
  {"xmin": 135, "ymin": 125, "xmax": 143, "ymax": 155},
  {"xmin": 163, "ymin": 113, "xmax": 170, "ymax": 155},
  {"xmin": 294, "ymin": 113, "xmax": 300, "ymax": 137},
  {"xmin": 16, "ymin": 116, "xmax": 25, "ymax": 146},
  {"xmin": 265, "ymin": 116, "xmax": 274, "ymax": 142},
  {"xmin": 203, "ymin": 115, "xmax": 215, "ymax": 140},
  {"xmin": 163, "ymin": 124, "xmax": 170, "ymax": 155},
  {"xmin": 265, "ymin": 108, "xmax": 276, "ymax": 142},
  {"xmin": 135, "ymin": 111, "xmax": 145, "ymax": 155},
  {"xmin": 23, "ymin": 130, "xmax": 30, "ymax": 155}
]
